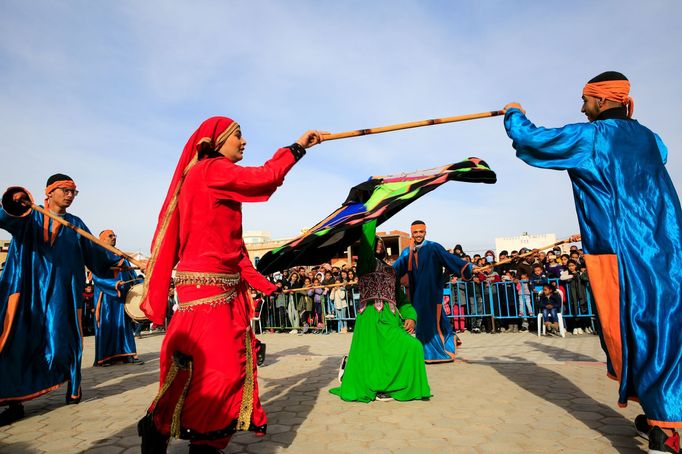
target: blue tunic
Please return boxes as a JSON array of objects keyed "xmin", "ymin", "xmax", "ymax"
[
  {"xmin": 0, "ymin": 201, "xmax": 115, "ymax": 404},
  {"xmin": 505, "ymin": 108, "xmax": 682, "ymax": 425},
  {"xmin": 92, "ymin": 259, "xmax": 140, "ymax": 365},
  {"xmin": 393, "ymin": 240, "xmax": 472, "ymax": 362}
]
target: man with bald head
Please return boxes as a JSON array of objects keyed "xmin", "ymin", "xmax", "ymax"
[
  {"xmin": 91, "ymin": 229, "xmax": 142, "ymax": 366},
  {"xmin": 504, "ymin": 71, "xmax": 682, "ymax": 451}
]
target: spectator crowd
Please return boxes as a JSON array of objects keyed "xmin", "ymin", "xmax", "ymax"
[{"xmin": 256, "ymin": 241, "xmax": 596, "ymax": 338}]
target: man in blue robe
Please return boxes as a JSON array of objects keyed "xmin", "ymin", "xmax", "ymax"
[
  {"xmin": 393, "ymin": 220, "xmax": 473, "ymax": 363},
  {"xmin": 92, "ymin": 229, "xmax": 142, "ymax": 366},
  {"xmin": 504, "ymin": 71, "xmax": 682, "ymax": 452},
  {"xmin": 0, "ymin": 174, "xmax": 117, "ymax": 426}
]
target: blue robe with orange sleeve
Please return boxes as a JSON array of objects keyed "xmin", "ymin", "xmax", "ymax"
[
  {"xmin": 0, "ymin": 188, "xmax": 117, "ymax": 404},
  {"xmin": 92, "ymin": 258, "xmax": 140, "ymax": 365},
  {"xmin": 505, "ymin": 107, "xmax": 682, "ymax": 428},
  {"xmin": 393, "ymin": 240, "xmax": 473, "ymax": 363}
]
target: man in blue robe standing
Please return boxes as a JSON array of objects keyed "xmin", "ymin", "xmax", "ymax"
[
  {"xmin": 504, "ymin": 71, "xmax": 682, "ymax": 453},
  {"xmin": 0, "ymin": 174, "xmax": 117, "ymax": 426},
  {"xmin": 92, "ymin": 229, "xmax": 142, "ymax": 366},
  {"xmin": 393, "ymin": 220, "xmax": 473, "ymax": 363}
]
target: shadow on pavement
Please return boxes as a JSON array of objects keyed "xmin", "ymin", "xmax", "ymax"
[
  {"xmin": 526, "ymin": 340, "xmax": 602, "ymax": 362},
  {"xmin": 478, "ymin": 349, "xmax": 640, "ymax": 452},
  {"xmin": 229, "ymin": 344, "xmax": 338, "ymax": 452},
  {"xmin": 85, "ymin": 345, "xmax": 339, "ymax": 453},
  {"xmin": 0, "ymin": 441, "xmax": 41, "ymax": 453},
  {"xmin": 82, "ymin": 351, "xmax": 160, "ymax": 401}
]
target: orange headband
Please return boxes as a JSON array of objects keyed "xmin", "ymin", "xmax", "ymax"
[
  {"xmin": 42, "ymin": 179, "xmax": 77, "ymax": 245},
  {"xmin": 45, "ymin": 179, "xmax": 77, "ymax": 196},
  {"xmin": 99, "ymin": 229, "xmax": 114, "ymax": 241},
  {"xmin": 582, "ymin": 80, "xmax": 634, "ymax": 118},
  {"xmin": 410, "ymin": 223, "xmax": 426, "ymax": 233}
]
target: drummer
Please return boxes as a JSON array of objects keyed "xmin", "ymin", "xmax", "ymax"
[
  {"xmin": 91, "ymin": 230, "xmax": 144, "ymax": 366},
  {"xmin": 0, "ymin": 175, "xmax": 121, "ymax": 426}
]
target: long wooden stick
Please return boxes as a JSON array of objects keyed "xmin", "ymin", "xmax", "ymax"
[
  {"xmin": 28, "ymin": 203, "xmax": 145, "ymax": 269},
  {"xmin": 321, "ymin": 110, "xmax": 504, "ymax": 141},
  {"xmin": 476, "ymin": 235, "xmax": 580, "ymax": 273},
  {"xmin": 282, "ymin": 282, "xmax": 353, "ymax": 294}
]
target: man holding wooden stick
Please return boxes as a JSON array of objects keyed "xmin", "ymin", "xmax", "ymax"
[
  {"xmin": 0, "ymin": 174, "xmax": 120, "ymax": 426},
  {"xmin": 504, "ymin": 71, "xmax": 682, "ymax": 452}
]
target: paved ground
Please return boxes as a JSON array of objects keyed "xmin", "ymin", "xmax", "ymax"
[{"xmin": 0, "ymin": 330, "xmax": 648, "ymax": 453}]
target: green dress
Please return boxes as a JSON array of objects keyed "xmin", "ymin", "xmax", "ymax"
[{"xmin": 329, "ymin": 221, "xmax": 431, "ymax": 402}]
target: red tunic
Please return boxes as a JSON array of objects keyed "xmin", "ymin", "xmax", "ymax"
[{"xmin": 150, "ymin": 147, "xmax": 296, "ymax": 447}]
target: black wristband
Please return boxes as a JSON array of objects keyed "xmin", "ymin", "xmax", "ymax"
[{"xmin": 288, "ymin": 143, "xmax": 307, "ymax": 162}]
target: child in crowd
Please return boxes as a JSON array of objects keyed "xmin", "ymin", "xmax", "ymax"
[
  {"xmin": 274, "ymin": 281, "xmax": 289, "ymax": 328},
  {"xmin": 560, "ymin": 260, "xmax": 593, "ymax": 335},
  {"xmin": 516, "ymin": 271, "xmax": 534, "ymax": 331},
  {"xmin": 529, "ymin": 264, "xmax": 548, "ymax": 301},
  {"xmin": 538, "ymin": 283, "xmax": 562, "ymax": 336},
  {"xmin": 299, "ymin": 277, "xmax": 313, "ymax": 331},
  {"xmin": 330, "ymin": 277, "xmax": 349, "ymax": 333},
  {"xmin": 308, "ymin": 278, "xmax": 326, "ymax": 331},
  {"xmin": 544, "ymin": 251, "xmax": 563, "ymax": 278}
]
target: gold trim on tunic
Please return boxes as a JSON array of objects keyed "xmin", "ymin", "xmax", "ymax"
[
  {"xmin": 174, "ymin": 271, "xmax": 242, "ymax": 311},
  {"xmin": 237, "ymin": 327, "xmax": 255, "ymax": 431}
]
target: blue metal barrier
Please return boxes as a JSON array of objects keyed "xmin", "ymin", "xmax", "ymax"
[{"xmin": 260, "ymin": 279, "xmax": 595, "ymax": 331}]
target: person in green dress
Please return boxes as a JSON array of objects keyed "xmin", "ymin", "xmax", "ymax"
[{"xmin": 329, "ymin": 220, "xmax": 431, "ymax": 402}]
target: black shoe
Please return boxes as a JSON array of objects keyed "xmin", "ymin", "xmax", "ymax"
[
  {"xmin": 138, "ymin": 413, "xmax": 169, "ymax": 454},
  {"xmin": 635, "ymin": 414, "xmax": 651, "ymax": 440},
  {"xmin": 188, "ymin": 444, "xmax": 223, "ymax": 453},
  {"xmin": 127, "ymin": 356, "xmax": 145, "ymax": 365},
  {"xmin": 375, "ymin": 392, "xmax": 394, "ymax": 402},
  {"xmin": 65, "ymin": 388, "xmax": 81, "ymax": 405},
  {"xmin": 256, "ymin": 341, "xmax": 266, "ymax": 367},
  {"xmin": 0, "ymin": 402, "xmax": 24, "ymax": 426},
  {"xmin": 338, "ymin": 355, "xmax": 347, "ymax": 384},
  {"xmin": 648, "ymin": 426, "xmax": 680, "ymax": 453}
]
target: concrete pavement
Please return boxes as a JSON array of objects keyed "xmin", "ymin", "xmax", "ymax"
[{"xmin": 0, "ymin": 330, "xmax": 648, "ymax": 453}]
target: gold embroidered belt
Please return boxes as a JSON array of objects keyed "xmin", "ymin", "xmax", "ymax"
[{"xmin": 174, "ymin": 271, "xmax": 241, "ymax": 311}]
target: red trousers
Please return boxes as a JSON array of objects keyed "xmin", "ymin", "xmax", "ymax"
[
  {"xmin": 451, "ymin": 304, "xmax": 466, "ymax": 331},
  {"xmin": 149, "ymin": 284, "xmax": 266, "ymax": 448}
]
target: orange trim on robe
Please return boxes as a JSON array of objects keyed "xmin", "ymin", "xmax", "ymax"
[
  {"xmin": 0, "ymin": 293, "xmax": 21, "ymax": 353},
  {"xmin": 95, "ymin": 292, "xmax": 104, "ymax": 328},
  {"xmin": 647, "ymin": 419, "xmax": 682, "ymax": 429},
  {"xmin": 0, "ymin": 381, "xmax": 66, "ymax": 405},
  {"xmin": 97, "ymin": 352, "xmax": 137, "ymax": 365},
  {"xmin": 584, "ymin": 254, "xmax": 623, "ymax": 381}
]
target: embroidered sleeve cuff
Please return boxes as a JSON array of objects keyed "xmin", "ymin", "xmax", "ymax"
[{"xmin": 288, "ymin": 143, "xmax": 307, "ymax": 162}]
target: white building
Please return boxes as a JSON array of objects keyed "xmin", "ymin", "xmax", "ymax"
[
  {"xmin": 495, "ymin": 232, "xmax": 560, "ymax": 257},
  {"xmin": 244, "ymin": 230, "xmax": 272, "ymax": 245}
]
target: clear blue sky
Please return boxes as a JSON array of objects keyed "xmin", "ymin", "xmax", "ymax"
[{"xmin": 1, "ymin": 1, "xmax": 680, "ymax": 255}]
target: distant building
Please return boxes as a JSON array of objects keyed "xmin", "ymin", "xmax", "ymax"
[
  {"xmin": 0, "ymin": 238, "xmax": 10, "ymax": 271},
  {"xmin": 495, "ymin": 232, "xmax": 571, "ymax": 256}
]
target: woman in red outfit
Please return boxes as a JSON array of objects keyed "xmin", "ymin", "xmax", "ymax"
[{"xmin": 137, "ymin": 116, "xmax": 324, "ymax": 454}]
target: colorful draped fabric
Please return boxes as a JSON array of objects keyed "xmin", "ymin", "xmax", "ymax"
[
  {"xmin": 505, "ymin": 107, "xmax": 682, "ymax": 428},
  {"xmin": 393, "ymin": 240, "xmax": 473, "ymax": 363},
  {"xmin": 0, "ymin": 189, "xmax": 116, "ymax": 404},
  {"xmin": 329, "ymin": 220, "xmax": 430, "ymax": 402},
  {"xmin": 92, "ymin": 258, "xmax": 140, "ymax": 365},
  {"xmin": 257, "ymin": 158, "xmax": 497, "ymax": 274}
]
